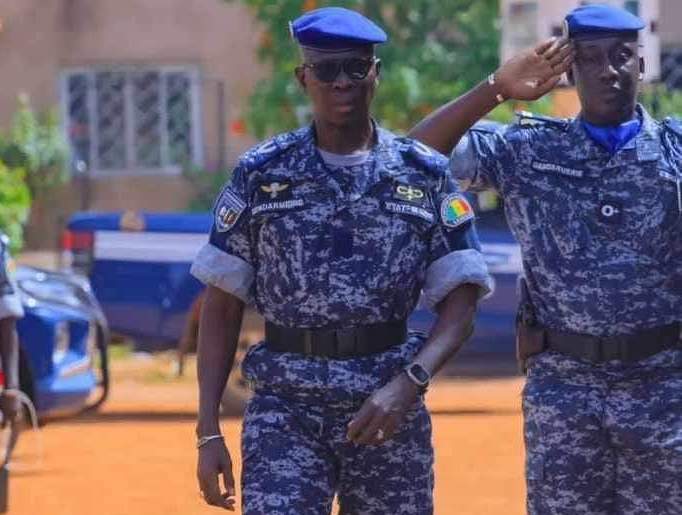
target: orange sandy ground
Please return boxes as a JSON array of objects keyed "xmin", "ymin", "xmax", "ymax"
[{"xmin": 10, "ymin": 354, "xmax": 527, "ymax": 515}]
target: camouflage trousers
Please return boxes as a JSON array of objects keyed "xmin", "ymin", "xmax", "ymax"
[
  {"xmin": 240, "ymin": 334, "xmax": 434, "ymax": 515},
  {"xmin": 523, "ymin": 349, "xmax": 682, "ymax": 515}
]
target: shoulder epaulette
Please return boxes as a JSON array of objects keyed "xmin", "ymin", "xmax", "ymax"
[
  {"xmin": 470, "ymin": 120, "xmax": 506, "ymax": 134},
  {"xmin": 238, "ymin": 127, "xmax": 308, "ymax": 172},
  {"xmin": 663, "ymin": 117, "xmax": 682, "ymax": 138},
  {"xmin": 514, "ymin": 111, "xmax": 569, "ymax": 130},
  {"xmin": 395, "ymin": 137, "xmax": 447, "ymax": 175}
]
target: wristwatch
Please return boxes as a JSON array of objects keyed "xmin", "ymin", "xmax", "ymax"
[{"xmin": 404, "ymin": 363, "xmax": 431, "ymax": 392}]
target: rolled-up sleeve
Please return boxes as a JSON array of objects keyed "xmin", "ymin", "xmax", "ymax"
[
  {"xmin": 449, "ymin": 124, "xmax": 513, "ymax": 193},
  {"xmin": 421, "ymin": 175, "xmax": 494, "ymax": 310},
  {"xmin": 0, "ymin": 292, "xmax": 23, "ymax": 320},
  {"xmin": 190, "ymin": 166, "xmax": 255, "ymax": 304}
]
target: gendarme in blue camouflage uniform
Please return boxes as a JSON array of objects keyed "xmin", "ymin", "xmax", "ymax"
[
  {"xmin": 450, "ymin": 6, "xmax": 682, "ymax": 514},
  {"xmin": 192, "ymin": 7, "xmax": 492, "ymax": 515}
]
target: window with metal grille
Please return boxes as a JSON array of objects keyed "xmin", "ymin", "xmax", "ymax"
[{"xmin": 61, "ymin": 67, "xmax": 202, "ymax": 175}]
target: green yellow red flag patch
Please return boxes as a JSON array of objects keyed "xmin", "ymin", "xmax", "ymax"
[{"xmin": 440, "ymin": 194, "xmax": 474, "ymax": 228}]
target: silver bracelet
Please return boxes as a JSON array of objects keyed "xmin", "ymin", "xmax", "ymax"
[
  {"xmin": 197, "ymin": 434, "xmax": 224, "ymax": 449},
  {"xmin": 487, "ymin": 73, "xmax": 506, "ymax": 104}
]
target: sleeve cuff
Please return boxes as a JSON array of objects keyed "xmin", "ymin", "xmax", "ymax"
[
  {"xmin": 190, "ymin": 243, "xmax": 254, "ymax": 304},
  {"xmin": 0, "ymin": 293, "xmax": 24, "ymax": 319},
  {"xmin": 420, "ymin": 248, "xmax": 494, "ymax": 310}
]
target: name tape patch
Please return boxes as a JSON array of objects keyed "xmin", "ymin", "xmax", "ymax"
[
  {"xmin": 531, "ymin": 160, "xmax": 584, "ymax": 178},
  {"xmin": 252, "ymin": 198, "xmax": 305, "ymax": 216},
  {"xmin": 384, "ymin": 201, "xmax": 435, "ymax": 223}
]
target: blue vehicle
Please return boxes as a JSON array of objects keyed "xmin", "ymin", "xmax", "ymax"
[
  {"xmin": 14, "ymin": 265, "xmax": 110, "ymax": 419},
  {"xmin": 63, "ymin": 201, "xmax": 522, "ymax": 361}
]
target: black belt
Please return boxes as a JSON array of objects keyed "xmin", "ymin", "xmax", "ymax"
[
  {"xmin": 264, "ymin": 319, "xmax": 407, "ymax": 359},
  {"xmin": 545, "ymin": 322, "xmax": 681, "ymax": 363}
]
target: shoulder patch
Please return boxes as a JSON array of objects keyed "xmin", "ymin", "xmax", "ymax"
[
  {"xmin": 396, "ymin": 137, "xmax": 448, "ymax": 176},
  {"xmin": 214, "ymin": 186, "xmax": 246, "ymax": 233},
  {"xmin": 440, "ymin": 194, "xmax": 474, "ymax": 229},
  {"xmin": 514, "ymin": 111, "xmax": 569, "ymax": 130},
  {"xmin": 238, "ymin": 127, "xmax": 308, "ymax": 172}
]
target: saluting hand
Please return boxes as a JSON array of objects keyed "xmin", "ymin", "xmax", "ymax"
[
  {"xmin": 197, "ymin": 439, "xmax": 236, "ymax": 511},
  {"xmin": 495, "ymin": 37, "xmax": 575, "ymax": 101},
  {"xmin": 347, "ymin": 373, "xmax": 419, "ymax": 446}
]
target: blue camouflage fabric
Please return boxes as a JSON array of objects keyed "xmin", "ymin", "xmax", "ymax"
[
  {"xmin": 451, "ymin": 106, "xmax": 682, "ymax": 514},
  {"xmin": 192, "ymin": 123, "xmax": 492, "ymax": 514},
  {"xmin": 524, "ymin": 349, "xmax": 682, "ymax": 515},
  {"xmin": 241, "ymin": 335, "xmax": 433, "ymax": 515}
]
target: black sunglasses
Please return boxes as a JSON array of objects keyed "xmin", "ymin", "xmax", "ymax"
[{"xmin": 302, "ymin": 57, "xmax": 379, "ymax": 83}]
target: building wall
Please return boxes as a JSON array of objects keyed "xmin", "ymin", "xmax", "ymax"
[
  {"xmin": 659, "ymin": 0, "xmax": 682, "ymax": 48},
  {"xmin": 0, "ymin": 0, "xmax": 267, "ymax": 247}
]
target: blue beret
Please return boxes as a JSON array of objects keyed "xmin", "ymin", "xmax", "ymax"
[
  {"xmin": 565, "ymin": 4, "xmax": 645, "ymax": 40},
  {"xmin": 290, "ymin": 7, "xmax": 387, "ymax": 50}
]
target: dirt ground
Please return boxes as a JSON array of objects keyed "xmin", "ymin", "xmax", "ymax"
[{"xmin": 9, "ymin": 349, "xmax": 527, "ymax": 515}]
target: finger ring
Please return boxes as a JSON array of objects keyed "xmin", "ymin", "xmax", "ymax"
[{"xmin": 376, "ymin": 429, "xmax": 385, "ymax": 440}]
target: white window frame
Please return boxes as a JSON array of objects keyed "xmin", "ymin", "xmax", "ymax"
[{"xmin": 59, "ymin": 65, "xmax": 203, "ymax": 177}]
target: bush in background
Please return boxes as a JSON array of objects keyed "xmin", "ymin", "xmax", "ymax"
[
  {"xmin": 0, "ymin": 95, "xmax": 69, "ymax": 250},
  {"xmin": 0, "ymin": 94, "xmax": 69, "ymax": 199},
  {"xmin": 183, "ymin": 165, "xmax": 232, "ymax": 212},
  {"xmin": 0, "ymin": 163, "xmax": 31, "ymax": 253},
  {"xmin": 640, "ymin": 83, "xmax": 682, "ymax": 118}
]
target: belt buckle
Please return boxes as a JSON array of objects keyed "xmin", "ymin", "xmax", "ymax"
[{"xmin": 335, "ymin": 328, "xmax": 358, "ymax": 358}]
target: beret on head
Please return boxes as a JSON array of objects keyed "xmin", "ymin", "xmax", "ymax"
[
  {"xmin": 565, "ymin": 4, "xmax": 645, "ymax": 41},
  {"xmin": 290, "ymin": 7, "xmax": 387, "ymax": 51}
]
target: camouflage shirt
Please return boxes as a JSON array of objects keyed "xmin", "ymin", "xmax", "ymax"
[
  {"xmin": 192, "ymin": 124, "xmax": 492, "ymax": 328},
  {"xmin": 451, "ymin": 106, "xmax": 682, "ymax": 336}
]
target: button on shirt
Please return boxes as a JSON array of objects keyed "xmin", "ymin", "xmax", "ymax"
[
  {"xmin": 192, "ymin": 125, "xmax": 493, "ymax": 329},
  {"xmin": 450, "ymin": 107, "xmax": 682, "ymax": 337}
]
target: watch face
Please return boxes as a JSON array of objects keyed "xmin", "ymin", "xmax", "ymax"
[{"xmin": 409, "ymin": 364, "xmax": 430, "ymax": 385}]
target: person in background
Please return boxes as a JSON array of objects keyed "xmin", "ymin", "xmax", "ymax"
[{"xmin": 0, "ymin": 234, "xmax": 24, "ymax": 429}]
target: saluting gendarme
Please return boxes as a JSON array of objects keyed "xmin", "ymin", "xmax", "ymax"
[
  {"xmin": 411, "ymin": 4, "xmax": 682, "ymax": 514},
  {"xmin": 190, "ymin": 7, "xmax": 494, "ymax": 514}
]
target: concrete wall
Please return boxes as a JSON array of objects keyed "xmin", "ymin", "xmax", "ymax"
[
  {"xmin": 0, "ymin": 0, "xmax": 266, "ymax": 247},
  {"xmin": 659, "ymin": 0, "xmax": 682, "ymax": 48}
]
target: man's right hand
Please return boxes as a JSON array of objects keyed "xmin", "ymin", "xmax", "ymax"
[
  {"xmin": 197, "ymin": 439, "xmax": 236, "ymax": 511},
  {"xmin": 495, "ymin": 37, "xmax": 574, "ymax": 101}
]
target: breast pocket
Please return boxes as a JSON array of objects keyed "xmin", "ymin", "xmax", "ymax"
[
  {"xmin": 515, "ymin": 188, "xmax": 591, "ymax": 260},
  {"xmin": 644, "ymin": 169, "xmax": 682, "ymax": 260},
  {"xmin": 249, "ymin": 191, "xmax": 332, "ymax": 302}
]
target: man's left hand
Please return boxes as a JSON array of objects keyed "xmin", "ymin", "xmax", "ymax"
[{"xmin": 347, "ymin": 373, "xmax": 419, "ymax": 445}]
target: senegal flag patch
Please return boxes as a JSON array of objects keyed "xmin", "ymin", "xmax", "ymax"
[{"xmin": 440, "ymin": 194, "xmax": 474, "ymax": 228}]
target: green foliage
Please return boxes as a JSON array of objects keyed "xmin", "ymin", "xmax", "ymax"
[
  {"xmin": 639, "ymin": 84, "xmax": 682, "ymax": 119},
  {"xmin": 183, "ymin": 165, "xmax": 233, "ymax": 212},
  {"xmin": 0, "ymin": 94, "xmax": 69, "ymax": 199},
  {"xmin": 0, "ymin": 163, "xmax": 31, "ymax": 253},
  {"xmin": 226, "ymin": 0, "xmax": 501, "ymax": 136}
]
